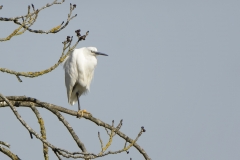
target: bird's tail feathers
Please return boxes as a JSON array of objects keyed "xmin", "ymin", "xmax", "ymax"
[{"xmin": 68, "ymin": 92, "xmax": 78, "ymax": 106}]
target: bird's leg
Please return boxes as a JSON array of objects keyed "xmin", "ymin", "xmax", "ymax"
[
  {"xmin": 76, "ymin": 92, "xmax": 81, "ymax": 111},
  {"xmin": 76, "ymin": 92, "xmax": 82, "ymax": 118},
  {"xmin": 76, "ymin": 92, "xmax": 89, "ymax": 118}
]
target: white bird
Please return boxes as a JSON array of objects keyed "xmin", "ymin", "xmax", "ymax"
[{"xmin": 63, "ymin": 47, "xmax": 108, "ymax": 117}]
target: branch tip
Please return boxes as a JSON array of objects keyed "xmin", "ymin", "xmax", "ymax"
[
  {"xmin": 31, "ymin": 4, "xmax": 35, "ymax": 11},
  {"xmin": 16, "ymin": 155, "xmax": 21, "ymax": 160},
  {"xmin": 16, "ymin": 75, "xmax": 22, "ymax": 82},
  {"xmin": 29, "ymin": 131, "xmax": 33, "ymax": 139}
]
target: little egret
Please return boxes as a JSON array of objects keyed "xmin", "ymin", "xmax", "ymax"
[{"xmin": 63, "ymin": 47, "xmax": 108, "ymax": 117}]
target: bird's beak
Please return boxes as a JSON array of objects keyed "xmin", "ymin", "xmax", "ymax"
[{"xmin": 92, "ymin": 51, "xmax": 108, "ymax": 56}]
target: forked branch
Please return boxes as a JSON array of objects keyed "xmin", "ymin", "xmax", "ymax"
[
  {"xmin": 0, "ymin": 95, "xmax": 151, "ymax": 160},
  {"xmin": 0, "ymin": 0, "xmax": 85, "ymax": 82},
  {"xmin": 0, "ymin": 30, "xmax": 89, "ymax": 82},
  {"xmin": 0, "ymin": 0, "xmax": 77, "ymax": 41}
]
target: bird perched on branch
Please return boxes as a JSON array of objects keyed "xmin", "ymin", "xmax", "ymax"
[{"xmin": 63, "ymin": 47, "xmax": 108, "ymax": 117}]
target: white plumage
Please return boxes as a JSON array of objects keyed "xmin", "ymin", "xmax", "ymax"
[{"xmin": 63, "ymin": 47, "xmax": 108, "ymax": 111}]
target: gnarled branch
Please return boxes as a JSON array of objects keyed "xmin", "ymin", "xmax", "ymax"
[{"xmin": 0, "ymin": 95, "xmax": 151, "ymax": 160}]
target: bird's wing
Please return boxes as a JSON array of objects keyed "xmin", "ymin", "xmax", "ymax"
[{"xmin": 64, "ymin": 50, "xmax": 78, "ymax": 105}]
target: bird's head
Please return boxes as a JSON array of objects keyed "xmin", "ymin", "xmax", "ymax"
[{"xmin": 87, "ymin": 47, "xmax": 108, "ymax": 57}]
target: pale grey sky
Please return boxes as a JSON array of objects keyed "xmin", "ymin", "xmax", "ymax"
[{"xmin": 1, "ymin": 0, "xmax": 240, "ymax": 160}]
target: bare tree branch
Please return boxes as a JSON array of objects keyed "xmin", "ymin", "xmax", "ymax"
[
  {"xmin": 0, "ymin": 0, "xmax": 65, "ymax": 22},
  {"xmin": 0, "ymin": 31, "xmax": 89, "ymax": 82},
  {"xmin": 0, "ymin": 0, "xmax": 76, "ymax": 41},
  {"xmin": 0, "ymin": 96, "xmax": 151, "ymax": 160},
  {"xmin": 0, "ymin": 93, "xmax": 86, "ymax": 160},
  {"xmin": 12, "ymin": 3, "xmax": 77, "ymax": 34},
  {"xmin": 0, "ymin": 0, "xmax": 85, "ymax": 82},
  {"xmin": 0, "ymin": 9, "xmax": 39, "ymax": 41}
]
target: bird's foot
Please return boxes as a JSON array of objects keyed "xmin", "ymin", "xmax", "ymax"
[{"xmin": 77, "ymin": 109, "xmax": 89, "ymax": 118}]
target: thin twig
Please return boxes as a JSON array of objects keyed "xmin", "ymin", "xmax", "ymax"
[
  {"xmin": 0, "ymin": 146, "xmax": 19, "ymax": 160},
  {"xmin": 0, "ymin": 141, "xmax": 10, "ymax": 148},
  {"xmin": 104, "ymin": 128, "xmax": 110, "ymax": 136},
  {"xmin": 30, "ymin": 103, "xmax": 49, "ymax": 160},
  {"xmin": 53, "ymin": 148, "xmax": 62, "ymax": 160},
  {"xmin": 98, "ymin": 132, "xmax": 104, "ymax": 152}
]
